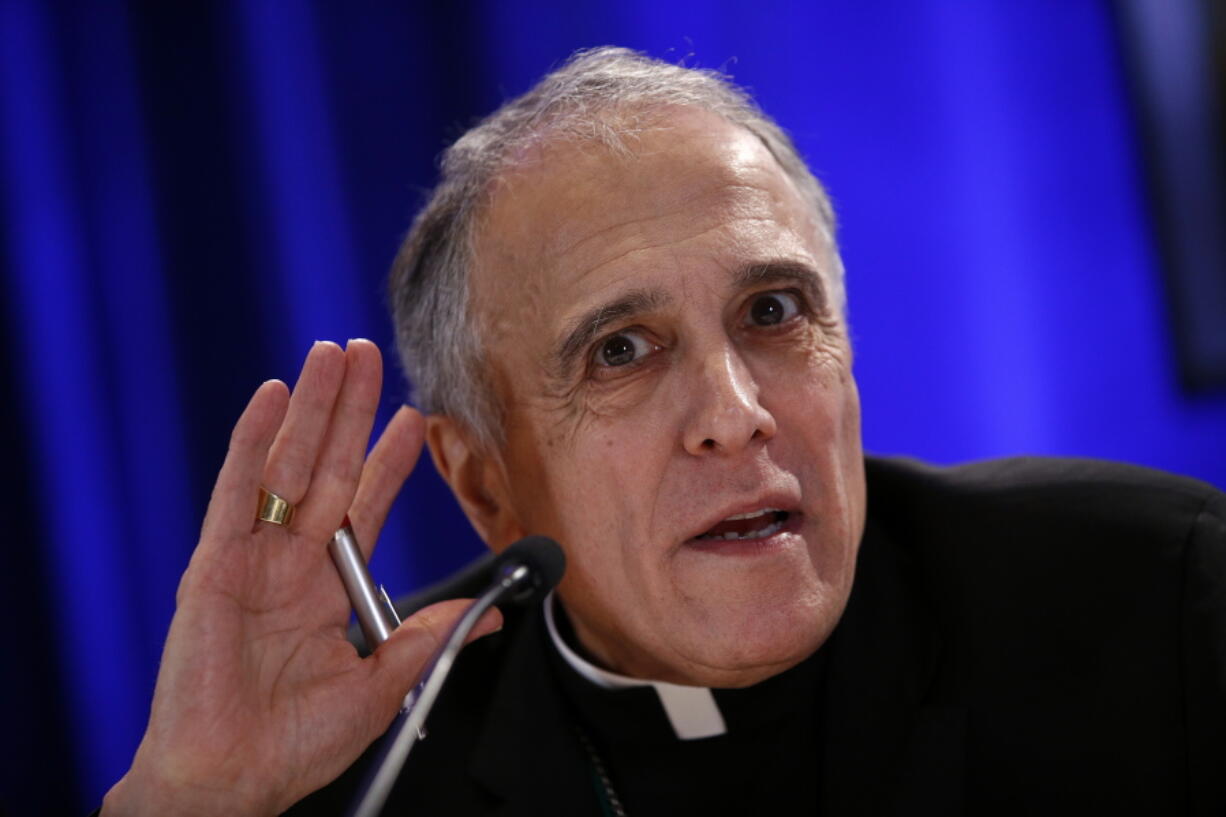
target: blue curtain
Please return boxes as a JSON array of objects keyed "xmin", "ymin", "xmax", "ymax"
[{"xmin": 2, "ymin": 1, "xmax": 1223, "ymax": 812}]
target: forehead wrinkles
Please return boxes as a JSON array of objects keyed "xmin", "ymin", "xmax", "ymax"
[
  {"xmin": 546, "ymin": 139, "xmax": 788, "ymax": 258},
  {"xmin": 551, "ymin": 182, "xmax": 786, "ymax": 284},
  {"xmin": 476, "ymin": 109, "xmax": 806, "ymax": 282}
]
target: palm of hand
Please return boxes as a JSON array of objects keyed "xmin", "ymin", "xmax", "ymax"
[
  {"xmin": 158, "ymin": 528, "xmax": 366, "ymax": 812},
  {"xmin": 109, "ymin": 341, "xmax": 497, "ymax": 817}
]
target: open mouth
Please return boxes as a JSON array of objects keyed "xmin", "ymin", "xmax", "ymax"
[{"xmin": 693, "ymin": 508, "xmax": 791, "ymax": 542}]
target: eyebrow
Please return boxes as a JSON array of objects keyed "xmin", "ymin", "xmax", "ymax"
[
  {"xmin": 734, "ymin": 261, "xmax": 829, "ymax": 313},
  {"xmin": 553, "ymin": 288, "xmax": 671, "ymax": 377},
  {"xmin": 549, "ymin": 260, "xmax": 829, "ymax": 378}
]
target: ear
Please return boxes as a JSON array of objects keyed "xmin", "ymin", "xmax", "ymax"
[{"xmin": 425, "ymin": 415, "xmax": 524, "ymax": 550}]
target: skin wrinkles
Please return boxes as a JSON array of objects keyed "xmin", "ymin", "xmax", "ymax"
[
  {"xmin": 552, "ymin": 257, "xmax": 832, "ymax": 383},
  {"xmin": 562, "ymin": 206, "xmax": 798, "ymax": 297},
  {"xmin": 541, "ymin": 256, "xmax": 841, "ymax": 447},
  {"xmin": 579, "ymin": 279, "xmax": 830, "ymax": 423},
  {"xmin": 735, "ymin": 262, "xmax": 835, "ymax": 322},
  {"xmin": 553, "ymin": 288, "xmax": 672, "ymax": 381},
  {"xmin": 452, "ymin": 107, "xmax": 865, "ymax": 687},
  {"xmin": 544, "ymin": 181, "xmax": 785, "ymax": 265}
]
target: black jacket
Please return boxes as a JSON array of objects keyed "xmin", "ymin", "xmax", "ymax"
[{"xmin": 289, "ymin": 456, "xmax": 1226, "ymax": 816}]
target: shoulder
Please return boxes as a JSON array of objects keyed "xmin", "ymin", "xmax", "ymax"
[
  {"xmin": 858, "ymin": 455, "xmax": 1224, "ymax": 700},
  {"xmin": 857, "ymin": 456, "xmax": 1226, "ymax": 810},
  {"xmin": 863, "ymin": 454, "xmax": 1223, "ymax": 558},
  {"xmin": 858, "ymin": 455, "xmax": 1224, "ymax": 694},
  {"xmin": 861, "ymin": 455, "xmax": 1225, "ymax": 616},
  {"xmin": 864, "ymin": 453, "xmax": 1222, "ymax": 511}
]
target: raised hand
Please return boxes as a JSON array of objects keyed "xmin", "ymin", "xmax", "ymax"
[{"xmin": 102, "ymin": 340, "xmax": 499, "ymax": 817}]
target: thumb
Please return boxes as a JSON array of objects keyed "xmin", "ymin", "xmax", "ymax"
[{"xmin": 362, "ymin": 599, "xmax": 504, "ymax": 725}]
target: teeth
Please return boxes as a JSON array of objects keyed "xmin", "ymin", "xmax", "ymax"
[
  {"xmin": 699, "ymin": 518, "xmax": 785, "ymax": 542},
  {"xmin": 724, "ymin": 507, "xmax": 781, "ymax": 521}
]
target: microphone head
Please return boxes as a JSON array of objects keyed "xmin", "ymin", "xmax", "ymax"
[{"xmin": 496, "ymin": 535, "xmax": 566, "ymax": 605}]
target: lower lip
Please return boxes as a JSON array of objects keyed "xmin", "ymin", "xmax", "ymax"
[{"xmin": 683, "ymin": 513, "xmax": 803, "ymax": 556}]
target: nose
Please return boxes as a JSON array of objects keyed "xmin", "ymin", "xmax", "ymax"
[{"xmin": 682, "ymin": 346, "xmax": 778, "ymax": 456}]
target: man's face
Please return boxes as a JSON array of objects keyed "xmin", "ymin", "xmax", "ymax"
[{"xmin": 472, "ymin": 108, "xmax": 866, "ymax": 687}]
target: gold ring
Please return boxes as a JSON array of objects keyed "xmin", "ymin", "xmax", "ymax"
[{"xmin": 257, "ymin": 487, "xmax": 294, "ymax": 526}]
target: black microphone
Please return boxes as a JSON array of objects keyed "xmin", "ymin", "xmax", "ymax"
[
  {"xmin": 491, "ymin": 534, "xmax": 567, "ymax": 606},
  {"xmin": 348, "ymin": 536, "xmax": 566, "ymax": 817}
]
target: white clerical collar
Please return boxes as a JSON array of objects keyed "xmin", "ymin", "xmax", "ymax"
[{"xmin": 543, "ymin": 591, "xmax": 727, "ymax": 740}]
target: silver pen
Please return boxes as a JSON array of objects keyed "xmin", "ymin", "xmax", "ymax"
[{"xmin": 328, "ymin": 516, "xmax": 401, "ymax": 650}]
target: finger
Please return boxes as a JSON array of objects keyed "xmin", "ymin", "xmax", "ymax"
[
  {"xmin": 262, "ymin": 342, "xmax": 347, "ymax": 504},
  {"xmin": 295, "ymin": 339, "xmax": 383, "ymax": 533},
  {"xmin": 201, "ymin": 379, "xmax": 290, "ymax": 540},
  {"xmin": 362, "ymin": 600, "xmax": 503, "ymax": 719},
  {"xmin": 347, "ymin": 405, "xmax": 426, "ymax": 559}
]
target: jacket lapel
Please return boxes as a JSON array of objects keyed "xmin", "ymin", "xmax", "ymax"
[
  {"xmin": 468, "ymin": 605, "xmax": 597, "ymax": 816},
  {"xmin": 820, "ymin": 518, "xmax": 966, "ymax": 816}
]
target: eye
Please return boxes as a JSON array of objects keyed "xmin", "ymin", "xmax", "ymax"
[
  {"xmin": 747, "ymin": 291, "xmax": 801, "ymax": 326},
  {"xmin": 595, "ymin": 329, "xmax": 657, "ymax": 367}
]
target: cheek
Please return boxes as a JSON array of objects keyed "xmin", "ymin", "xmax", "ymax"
[
  {"xmin": 818, "ymin": 353, "xmax": 862, "ymax": 450},
  {"xmin": 812, "ymin": 365, "xmax": 866, "ymax": 577},
  {"xmin": 550, "ymin": 424, "xmax": 679, "ymax": 595},
  {"xmin": 541, "ymin": 363, "xmax": 673, "ymax": 453},
  {"xmin": 773, "ymin": 344, "xmax": 865, "ymax": 534},
  {"xmin": 766, "ymin": 334, "xmax": 856, "ymax": 433},
  {"xmin": 568, "ymin": 424, "xmax": 660, "ymax": 537},
  {"xmin": 502, "ymin": 446, "xmax": 635, "ymax": 622}
]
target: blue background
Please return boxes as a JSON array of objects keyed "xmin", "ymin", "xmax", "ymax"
[{"xmin": 1, "ymin": 2, "xmax": 1223, "ymax": 813}]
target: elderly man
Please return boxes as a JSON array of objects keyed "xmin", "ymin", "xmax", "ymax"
[{"xmin": 103, "ymin": 48, "xmax": 1224, "ymax": 816}]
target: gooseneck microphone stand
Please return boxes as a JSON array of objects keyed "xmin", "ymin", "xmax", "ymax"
[{"xmin": 341, "ymin": 535, "xmax": 565, "ymax": 817}]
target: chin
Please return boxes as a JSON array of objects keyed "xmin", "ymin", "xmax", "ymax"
[{"xmin": 672, "ymin": 584, "xmax": 846, "ymax": 688}]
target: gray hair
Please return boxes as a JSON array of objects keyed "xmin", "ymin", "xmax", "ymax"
[{"xmin": 389, "ymin": 46, "xmax": 842, "ymax": 451}]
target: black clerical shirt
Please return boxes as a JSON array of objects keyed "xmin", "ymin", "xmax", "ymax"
[{"xmin": 546, "ymin": 597, "xmax": 827, "ymax": 816}]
